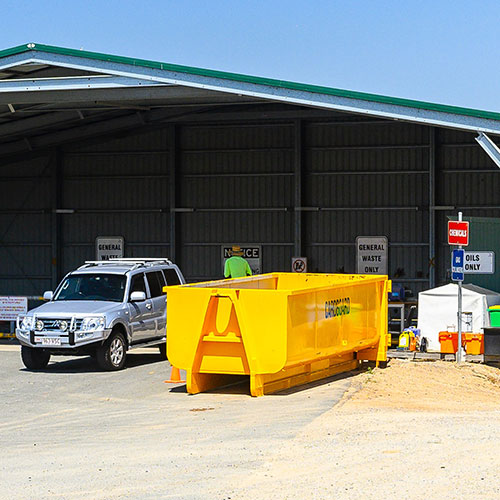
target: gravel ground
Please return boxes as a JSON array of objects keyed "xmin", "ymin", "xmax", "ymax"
[
  {"xmin": 1, "ymin": 344, "xmax": 499, "ymax": 500},
  {"xmin": 222, "ymin": 360, "xmax": 500, "ymax": 500}
]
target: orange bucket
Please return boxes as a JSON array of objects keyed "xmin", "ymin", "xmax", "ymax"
[
  {"xmin": 409, "ymin": 335, "xmax": 417, "ymax": 351},
  {"xmin": 463, "ymin": 333, "xmax": 484, "ymax": 355},
  {"xmin": 439, "ymin": 332, "xmax": 458, "ymax": 354}
]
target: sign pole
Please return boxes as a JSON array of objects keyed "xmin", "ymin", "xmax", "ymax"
[
  {"xmin": 457, "ymin": 212, "xmax": 463, "ymax": 363},
  {"xmin": 448, "ymin": 213, "xmax": 468, "ymax": 363}
]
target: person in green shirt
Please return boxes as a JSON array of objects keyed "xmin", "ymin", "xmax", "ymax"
[{"xmin": 224, "ymin": 245, "xmax": 252, "ymax": 279}]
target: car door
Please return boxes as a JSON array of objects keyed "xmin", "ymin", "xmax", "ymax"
[
  {"xmin": 145, "ymin": 270, "xmax": 167, "ymax": 339},
  {"xmin": 127, "ymin": 272, "xmax": 156, "ymax": 344}
]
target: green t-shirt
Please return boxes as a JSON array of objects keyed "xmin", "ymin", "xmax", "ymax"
[{"xmin": 224, "ymin": 256, "xmax": 252, "ymax": 278}]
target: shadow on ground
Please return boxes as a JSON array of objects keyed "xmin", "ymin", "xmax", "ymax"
[
  {"xmin": 19, "ymin": 352, "xmax": 168, "ymax": 374},
  {"xmin": 168, "ymin": 367, "xmax": 370, "ymax": 397}
]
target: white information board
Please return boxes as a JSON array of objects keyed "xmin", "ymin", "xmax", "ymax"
[
  {"xmin": 356, "ymin": 236, "xmax": 388, "ymax": 275},
  {"xmin": 221, "ymin": 245, "xmax": 262, "ymax": 275},
  {"xmin": 464, "ymin": 251, "xmax": 495, "ymax": 274},
  {"xmin": 291, "ymin": 257, "xmax": 307, "ymax": 273},
  {"xmin": 96, "ymin": 236, "xmax": 124, "ymax": 261},
  {"xmin": 0, "ymin": 296, "xmax": 27, "ymax": 321}
]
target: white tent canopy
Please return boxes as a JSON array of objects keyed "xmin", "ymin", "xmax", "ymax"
[{"xmin": 417, "ymin": 283, "xmax": 500, "ymax": 351}]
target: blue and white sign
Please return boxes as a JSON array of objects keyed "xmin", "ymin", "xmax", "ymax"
[{"xmin": 451, "ymin": 248, "xmax": 465, "ymax": 281}]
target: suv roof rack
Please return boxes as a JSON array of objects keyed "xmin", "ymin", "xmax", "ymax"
[{"xmin": 78, "ymin": 258, "xmax": 173, "ymax": 271}]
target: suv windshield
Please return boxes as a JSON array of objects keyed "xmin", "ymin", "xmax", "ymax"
[{"xmin": 54, "ymin": 274, "xmax": 126, "ymax": 302}]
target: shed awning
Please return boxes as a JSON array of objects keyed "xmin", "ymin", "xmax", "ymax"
[{"xmin": 1, "ymin": 42, "xmax": 500, "ymax": 159}]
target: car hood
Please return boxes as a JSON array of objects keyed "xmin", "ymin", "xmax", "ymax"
[{"xmin": 29, "ymin": 300, "xmax": 122, "ymax": 316}]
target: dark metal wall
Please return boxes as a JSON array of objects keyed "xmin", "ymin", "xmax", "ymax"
[
  {"xmin": 2, "ymin": 108, "xmax": 500, "ymax": 297},
  {"xmin": 304, "ymin": 120, "xmax": 430, "ymax": 292},
  {"xmin": 0, "ymin": 154, "xmax": 53, "ymax": 295},
  {"xmin": 436, "ymin": 128, "xmax": 500, "ymax": 287}
]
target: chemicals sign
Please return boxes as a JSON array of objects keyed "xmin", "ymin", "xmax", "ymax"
[
  {"xmin": 448, "ymin": 221, "xmax": 469, "ymax": 246},
  {"xmin": 356, "ymin": 236, "xmax": 388, "ymax": 275},
  {"xmin": 96, "ymin": 236, "xmax": 124, "ymax": 261},
  {"xmin": 221, "ymin": 245, "xmax": 262, "ymax": 275},
  {"xmin": 464, "ymin": 251, "xmax": 495, "ymax": 274}
]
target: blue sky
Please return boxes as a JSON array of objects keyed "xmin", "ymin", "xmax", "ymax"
[{"xmin": 1, "ymin": 0, "xmax": 499, "ymax": 111}]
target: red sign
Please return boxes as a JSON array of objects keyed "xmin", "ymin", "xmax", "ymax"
[{"xmin": 448, "ymin": 221, "xmax": 469, "ymax": 246}]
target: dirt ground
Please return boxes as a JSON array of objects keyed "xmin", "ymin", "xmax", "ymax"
[
  {"xmin": 224, "ymin": 360, "xmax": 500, "ymax": 500},
  {"xmin": 342, "ymin": 358, "xmax": 500, "ymax": 412}
]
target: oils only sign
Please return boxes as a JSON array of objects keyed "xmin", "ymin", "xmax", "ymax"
[
  {"xmin": 356, "ymin": 236, "xmax": 388, "ymax": 275},
  {"xmin": 464, "ymin": 251, "xmax": 495, "ymax": 274}
]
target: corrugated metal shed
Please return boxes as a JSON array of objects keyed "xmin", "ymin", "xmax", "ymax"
[{"xmin": 1, "ymin": 43, "xmax": 500, "ymax": 297}]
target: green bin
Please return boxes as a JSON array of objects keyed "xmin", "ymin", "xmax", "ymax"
[{"xmin": 488, "ymin": 306, "xmax": 500, "ymax": 327}]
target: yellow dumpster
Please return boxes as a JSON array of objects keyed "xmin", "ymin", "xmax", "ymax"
[{"xmin": 166, "ymin": 273, "xmax": 390, "ymax": 396}]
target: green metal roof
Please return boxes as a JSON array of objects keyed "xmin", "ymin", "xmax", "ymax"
[{"xmin": 3, "ymin": 42, "xmax": 500, "ymax": 123}]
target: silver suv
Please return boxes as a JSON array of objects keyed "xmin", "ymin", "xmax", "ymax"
[{"xmin": 16, "ymin": 259, "xmax": 185, "ymax": 371}]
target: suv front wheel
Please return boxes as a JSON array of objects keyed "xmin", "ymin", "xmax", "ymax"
[
  {"xmin": 21, "ymin": 346, "xmax": 51, "ymax": 370},
  {"xmin": 96, "ymin": 331, "xmax": 127, "ymax": 371}
]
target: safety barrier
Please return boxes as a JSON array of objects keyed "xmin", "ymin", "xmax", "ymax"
[{"xmin": 166, "ymin": 273, "xmax": 390, "ymax": 396}]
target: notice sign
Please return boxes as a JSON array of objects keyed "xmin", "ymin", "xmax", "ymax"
[
  {"xmin": 0, "ymin": 296, "xmax": 27, "ymax": 321},
  {"xmin": 292, "ymin": 257, "xmax": 307, "ymax": 273},
  {"xmin": 448, "ymin": 221, "xmax": 469, "ymax": 246},
  {"xmin": 96, "ymin": 236, "xmax": 124, "ymax": 261},
  {"xmin": 464, "ymin": 251, "xmax": 495, "ymax": 274},
  {"xmin": 222, "ymin": 245, "xmax": 261, "ymax": 275},
  {"xmin": 356, "ymin": 236, "xmax": 388, "ymax": 275}
]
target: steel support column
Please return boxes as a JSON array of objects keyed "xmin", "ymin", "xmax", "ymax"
[
  {"xmin": 169, "ymin": 125, "xmax": 178, "ymax": 263},
  {"xmin": 294, "ymin": 119, "xmax": 303, "ymax": 258},
  {"xmin": 51, "ymin": 149, "xmax": 62, "ymax": 289},
  {"xmin": 429, "ymin": 127, "xmax": 436, "ymax": 288}
]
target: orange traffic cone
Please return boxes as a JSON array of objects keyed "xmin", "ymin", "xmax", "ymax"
[{"xmin": 164, "ymin": 365, "xmax": 186, "ymax": 383}]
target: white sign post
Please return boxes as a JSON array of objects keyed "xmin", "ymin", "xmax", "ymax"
[
  {"xmin": 0, "ymin": 296, "xmax": 27, "ymax": 321},
  {"xmin": 356, "ymin": 236, "xmax": 388, "ymax": 274},
  {"xmin": 221, "ymin": 245, "xmax": 262, "ymax": 275},
  {"xmin": 452, "ymin": 212, "xmax": 469, "ymax": 363},
  {"xmin": 96, "ymin": 236, "xmax": 124, "ymax": 261}
]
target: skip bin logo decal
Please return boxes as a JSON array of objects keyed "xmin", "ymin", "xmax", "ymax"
[{"xmin": 325, "ymin": 297, "xmax": 350, "ymax": 319}]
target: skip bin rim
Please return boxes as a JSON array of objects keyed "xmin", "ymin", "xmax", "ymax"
[{"xmin": 170, "ymin": 272, "xmax": 389, "ymax": 295}]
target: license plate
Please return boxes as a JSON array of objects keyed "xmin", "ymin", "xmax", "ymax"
[{"xmin": 40, "ymin": 337, "xmax": 61, "ymax": 346}]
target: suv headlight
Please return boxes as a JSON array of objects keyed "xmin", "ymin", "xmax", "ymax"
[
  {"xmin": 21, "ymin": 316, "xmax": 34, "ymax": 330},
  {"xmin": 81, "ymin": 317, "xmax": 106, "ymax": 331}
]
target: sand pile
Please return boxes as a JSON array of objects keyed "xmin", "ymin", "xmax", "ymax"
[{"xmin": 341, "ymin": 359, "xmax": 500, "ymax": 412}]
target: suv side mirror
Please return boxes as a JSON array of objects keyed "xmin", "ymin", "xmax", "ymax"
[
  {"xmin": 130, "ymin": 291, "xmax": 146, "ymax": 302},
  {"xmin": 43, "ymin": 291, "xmax": 53, "ymax": 301}
]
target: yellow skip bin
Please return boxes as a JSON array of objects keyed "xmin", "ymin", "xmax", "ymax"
[{"xmin": 166, "ymin": 273, "xmax": 390, "ymax": 396}]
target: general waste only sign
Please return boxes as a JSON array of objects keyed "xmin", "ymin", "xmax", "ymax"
[
  {"xmin": 356, "ymin": 236, "xmax": 388, "ymax": 274},
  {"xmin": 96, "ymin": 236, "xmax": 124, "ymax": 260}
]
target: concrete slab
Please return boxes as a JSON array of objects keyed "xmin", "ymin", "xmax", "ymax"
[{"xmin": 0, "ymin": 348, "xmax": 356, "ymax": 500}]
